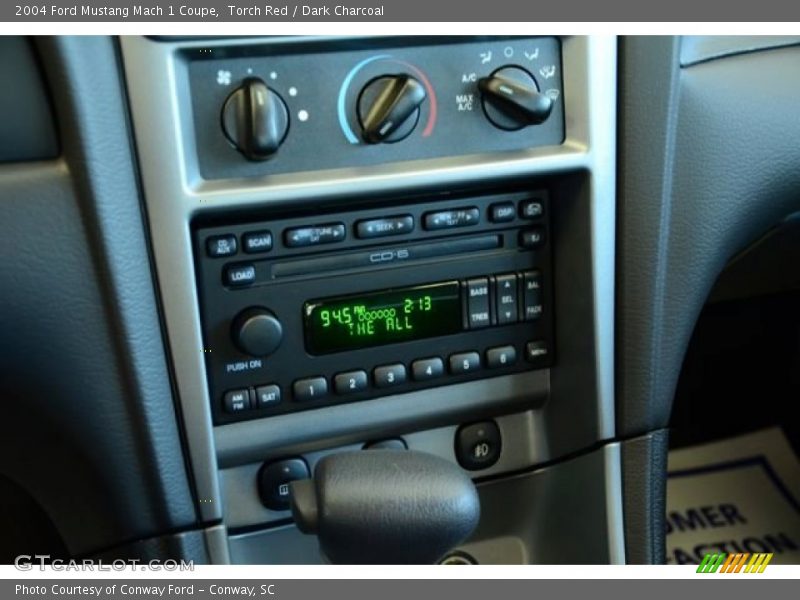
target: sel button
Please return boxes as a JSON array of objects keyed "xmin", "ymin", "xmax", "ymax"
[{"xmin": 495, "ymin": 273, "xmax": 518, "ymax": 324}]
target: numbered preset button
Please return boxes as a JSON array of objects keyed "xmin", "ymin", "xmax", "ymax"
[
  {"xmin": 449, "ymin": 351, "xmax": 481, "ymax": 374},
  {"xmin": 373, "ymin": 363, "xmax": 407, "ymax": 388},
  {"xmin": 486, "ymin": 345, "xmax": 517, "ymax": 369},
  {"xmin": 411, "ymin": 357, "xmax": 445, "ymax": 381},
  {"xmin": 334, "ymin": 370, "xmax": 368, "ymax": 395},
  {"xmin": 293, "ymin": 377, "xmax": 328, "ymax": 402}
]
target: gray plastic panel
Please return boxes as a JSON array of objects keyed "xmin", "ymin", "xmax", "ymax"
[
  {"xmin": 120, "ymin": 36, "xmax": 618, "ymax": 548},
  {"xmin": 187, "ymin": 37, "xmax": 565, "ymax": 178},
  {"xmin": 0, "ymin": 37, "xmax": 58, "ymax": 162},
  {"xmin": 219, "ymin": 409, "xmax": 549, "ymax": 529},
  {"xmin": 228, "ymin": 441, "xmax": 625, "ymax": 564},
  {"xmin": 617, "ymin": 39, "xmax": 800, "ymax": 437}
]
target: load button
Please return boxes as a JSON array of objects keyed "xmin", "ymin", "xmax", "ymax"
[{"xmin": 466, "ymin": 277, "xmax": 490, "ymax": 329}]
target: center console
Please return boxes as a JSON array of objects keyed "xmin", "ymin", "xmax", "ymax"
[{"xmin": 121, "ymin": 35, "xmax": 619, "ymax": 564}]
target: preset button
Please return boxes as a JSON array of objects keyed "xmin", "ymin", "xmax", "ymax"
[{"xmin": 293, "ymin": 377, "xmax": 328, "ymax": 402}]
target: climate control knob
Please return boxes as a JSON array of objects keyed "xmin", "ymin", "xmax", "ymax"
[
  {"xmin": 221, "ymin": 77, "xmax": 289, "ymax": 160},
  {"xmin": 231, "ymin": 307, "xmax": 283, "ymax": 357},
  {"xmin": 357, "ymin": 74, "xmax": 427, "ymax": 144},
  {"xmin": 478, "ymin": 66, "xmax": 553, "ymax": 131}
]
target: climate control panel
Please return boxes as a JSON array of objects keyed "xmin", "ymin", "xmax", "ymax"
[{"xmin": 187, "ymin": 37, "xmax": 564, "ymax": 179}]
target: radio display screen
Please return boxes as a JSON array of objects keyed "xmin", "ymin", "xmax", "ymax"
[{"xmin": 304, "ymin": 281, "xmax": 462, "ymax": 355}]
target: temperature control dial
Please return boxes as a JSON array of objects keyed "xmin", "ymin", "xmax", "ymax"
[
  {"xmin": 478, "ymin": 66, "xmax": 553, "ymax": 131},
  {"xmin": 357, "ymin": 74, "xmax": 427, "ymax": 144},
  {"xmin": 222, "ymin": 77, "xmax": 289, "ymax": 160}
]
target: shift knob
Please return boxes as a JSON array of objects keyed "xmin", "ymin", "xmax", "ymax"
[{"xmin": 290, "ymin": 450, "xmax": 480, "ymax": 564}]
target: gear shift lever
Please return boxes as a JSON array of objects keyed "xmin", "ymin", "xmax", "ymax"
[{"xmin": 289, "ymin": 450, "xmax": 480, "ymax": 564}]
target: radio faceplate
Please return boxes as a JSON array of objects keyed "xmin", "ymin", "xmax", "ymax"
[{"xmin": 194, "ymin": 190, "xmax": 554, "ymax": 425}]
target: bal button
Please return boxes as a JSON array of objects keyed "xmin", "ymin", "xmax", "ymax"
[{"xmin": 455, "ymin": 420, "xmax": 502, "ymax": 471}]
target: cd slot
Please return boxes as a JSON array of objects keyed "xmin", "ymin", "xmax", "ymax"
[{"xmin": 270, "ymin": 234, "xmax": 502, "ymax": 279}]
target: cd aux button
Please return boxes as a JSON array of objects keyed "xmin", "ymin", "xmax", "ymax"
[{"xmin": 206, "ymin": 234, "xmax": 237, "ymax": 258}]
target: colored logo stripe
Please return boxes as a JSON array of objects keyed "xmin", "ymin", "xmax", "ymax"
[{"xmin": 697, "ymin": 553, "xmax": 773, "ymax": 573}]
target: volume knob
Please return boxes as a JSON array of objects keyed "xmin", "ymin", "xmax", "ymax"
[{"xmin": 231, "ymin": 308, "xmax": 283, "ymax": 357}]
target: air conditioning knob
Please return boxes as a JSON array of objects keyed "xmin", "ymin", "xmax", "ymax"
[
  {"xmin": 357, "ymin": 74, "xmax": 427, "ymax": 144},
  {"xmin": 478, "ymin": 66, "xmax": 553, "ymax": 131},
  {"xmin": 221, "ymin": 77, "xmax": 289, "ymax": 160}
]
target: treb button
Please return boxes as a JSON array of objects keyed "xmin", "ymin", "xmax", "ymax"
[{"xmin": 466, "ymin": 277, "xmax": 491, "ymax": 329}]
